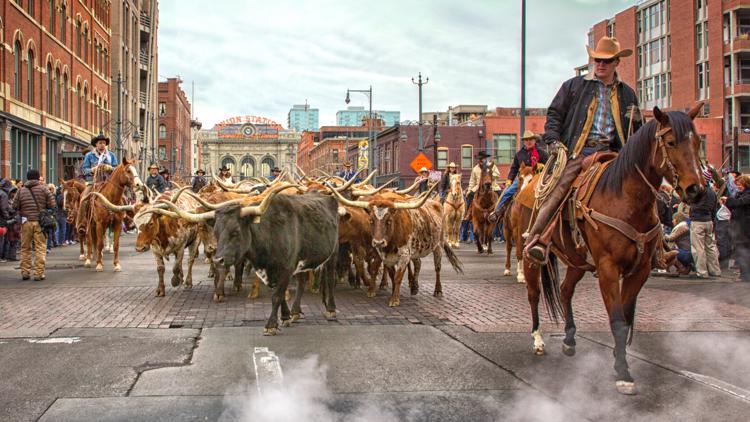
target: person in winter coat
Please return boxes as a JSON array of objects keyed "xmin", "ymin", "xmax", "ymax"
[
  {"xmin": 689, "ymin": 187, "xmax": 721, "ymax": 278},
  {"xmin": 0, "ymin": 179, "xmax": 12, "ymax": 262},
  {"xmin": 146, "ymin": 164, "xmax": 168, "ymax": 193},
  {"xmin": 438, "ymin": 162, "xmax": 459, "ymax": 204},
  {"xmin": 665, "ymin": 212, "xmax": 693, "ymax": 275},
  {"xmin": 13, "ymin": 169, "xmax": 56, "ymax": 280},
  {"xmin": 192, "ymin": 169, "xmax": 207, "ymax": 193},
  {"xmin": 721, "ymin": 174, "xmax": 750, "ymax": 282}
]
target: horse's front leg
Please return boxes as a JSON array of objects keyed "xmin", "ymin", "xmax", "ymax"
[
  {"xmin": 474, "ymin": 220, "xmax": 484, "ymax": 253},
  {"xmin": 94, "ymin": 222, "xmax": 106, "ymax": 272},
  {"xmin": 560, "ymin": 267, "xmax": 586, "ymax": 356},
  {"xmin": 597, "ymin": 257, "xmax": 636, "ymax": 395},
  {"xmin": 621, "ymin": 265, "xmax": 651, "ymax": 347},
  {"xmin": 112, "ymin": 221, "xmax": 123, "ymax": 272}
]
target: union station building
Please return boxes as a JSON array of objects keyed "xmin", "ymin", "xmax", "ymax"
[{"xmin": 198, "ymin": 115, "xmax": 300, "ymax": 180}]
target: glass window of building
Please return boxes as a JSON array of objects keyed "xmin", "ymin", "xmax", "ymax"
[
  {"xmin": 492, "ymin": 134, "xmax": 515, "ymax": 165},
  {"xmin": 461, "ymin": 145, "xmax": 473, "ymax": 169},
  {"xmin": 437, "ymin": 148, "xmax": 448, "ymax": 169}
]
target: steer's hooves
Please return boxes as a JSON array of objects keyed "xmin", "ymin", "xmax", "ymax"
[
  {"xmin": 410, "ymin": 288, "xmax": 419, "ymax": 296},
  {"xmin": 366, "ymin": 291, "xmax": 376, "ymax": 298},
  {"xmin": 388, "ymin": 299, "xmax": 400, "ymax": 307},
  {"xmin": 84, "ymin": 259, "xmax": 91, "ymax": 268},
  {"xmin": 616, "ymin": 381, "xmax": 637, "ymax": 395},
  {"xmin": 79, "ymin": 254, "xmax": 85, "ymax": 261},
  {"xmin": 263, "ymin": 327, "xmax": 279, "ymax": 336},
  {"xmin": 281, "ymin": 319, "xmax": 292, "ymax": 328},
  {"xmin": 113, "ymin": 264, "xmax": 122, "ymax": 272},
  {"xmin": 562, "ymin": 343, "xmax": 576, "ymax": 357},
  {"xmin": 324, "ymin": 311, "xmax": 337, "ymax": 320},
  {"xmin": 213, "ymin": 293, "xmax": 224, "ymax": 303},
  {"xmin": 95, "ymin": 264, "xmax": 103, "ymax": 272},
  {"xmin": 517, "ymin": 278, "xmax": 526, "ymax": 284},
  {"xmin": 290, "ymin": 314, "xmax": 301, "ymax": 323},
  {"xmin": 155, "ymin": 288, "xmax": 165, "ymax": 297},
  {"xmin": 433, "ymin": 291, "xmax": 443, "ymax": 297},
  {"xmin": 534, "ymin": 346, "xmax": 545, "ymax": 356}
]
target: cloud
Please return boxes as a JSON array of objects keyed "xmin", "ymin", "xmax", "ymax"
[{"xmin": 159, "ymin": 0, "xmax": 634, "ymax": 128}]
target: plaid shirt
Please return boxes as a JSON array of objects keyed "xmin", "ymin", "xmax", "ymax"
[{"xmin": 588, "ymin": 79, "xmax": 616, "ymax": 142}]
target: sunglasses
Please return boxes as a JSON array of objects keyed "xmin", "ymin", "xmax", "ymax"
[{"xmin": 594, "ymin": 58, "xmax": 616, "ymax": 64}]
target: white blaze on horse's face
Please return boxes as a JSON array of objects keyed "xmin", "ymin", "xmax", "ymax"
[{"xmin": 129, "ymin": 166, "xmax": 144, "ymax": 188}]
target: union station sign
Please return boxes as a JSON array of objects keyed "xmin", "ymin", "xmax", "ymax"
[{"xmin": 213, "ymin": 115, "xmax": 286, "ymax": 140}]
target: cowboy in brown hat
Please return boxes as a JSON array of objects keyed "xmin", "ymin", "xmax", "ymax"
[
  {"xmin": 192, "ymin": 169, "xmax": 207, "ymax": 193},
  {"xmin": 524, "ymin": 36, "xmax": 642, "ymax": 263},
  {"xmin": 146, "ymin": 163, "xmax": 167, "ymax": 193},
  {"xmin": 341, "ymin": 161, "xmax": 357, "ymax": 182}
]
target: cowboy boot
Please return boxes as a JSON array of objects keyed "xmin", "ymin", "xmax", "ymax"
[{"xmin": 524, "ymin": 156, "xmax": 583, "ymax": 263}]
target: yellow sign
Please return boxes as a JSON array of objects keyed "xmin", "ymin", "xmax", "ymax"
[{"xmin": 357, "ymin": 139, "xmax": 369, "ymax": 170}]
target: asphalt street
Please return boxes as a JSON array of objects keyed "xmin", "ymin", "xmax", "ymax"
[{"xmin": 0, "ymin": 234, "xmax": 748, "ymax": 421}]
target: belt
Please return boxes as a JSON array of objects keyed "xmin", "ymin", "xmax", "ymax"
[{"xmin": 584, "ymin": 137, "xmax": 611, "ymax": 148}]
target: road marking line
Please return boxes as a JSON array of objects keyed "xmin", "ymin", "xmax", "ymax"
[
  {"xmin": 253, "ymin": 347, "xmax": 283, "ymax": 396},
  {"xmin": 680, "ymin": 370, "xmax": 750, "ymax": 403},
  {"xmin": 27, "ymin": 337, "xmax": 81, "ymax": 344}
]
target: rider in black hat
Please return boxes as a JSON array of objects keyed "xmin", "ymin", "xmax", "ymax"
[
  {"xmin": 192, "ymin": 169, "xmax": 207, "ymax": 192},
  {"xmin": 81, "ymin": 133, "xmax": 118, "ymax": 184},
  {"xmin": 463, "ymin": 151, "xmax": 501, "ymax": 221},
  {"xmin": 269, "ymin": 166, "xmax": 282, "ymax": 181}
]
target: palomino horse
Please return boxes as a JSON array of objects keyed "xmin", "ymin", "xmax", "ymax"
[
  {"xmin": 515, "ymin": 104, "xmax": 705, "ymax": 395},
  {"xmin": 470, "ymin": 163, "xmax": 499, "ymax": 254},
  {"xmin": 501, "ymin": 163, "xmax": 535, "ymax": 282},
  {"xmin": 81, "ymin": 159, "xmax": 144, "ymax": 272},
  {"xmin": 442, "ymin": 174, "xmax": 465, "ymax": 248},
  {"xmin": 61, "ymin": 179, "xmax": 87, "ymax": 260}
]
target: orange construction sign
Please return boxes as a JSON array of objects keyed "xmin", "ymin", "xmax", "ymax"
[{"xmin": 410, "ymin": 152, "xmax": 433, "ymax": 174}]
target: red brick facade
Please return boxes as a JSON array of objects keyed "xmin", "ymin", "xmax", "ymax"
[
  {"xmin": 1, "ymin": 0, "xmax": 112, "ymax": 180},
  {"xmin": 157, "ymin": 78, "xmax": 191, "ymax": 179}
]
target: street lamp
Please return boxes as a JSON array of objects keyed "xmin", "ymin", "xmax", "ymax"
[
  {"xmin": 344, "ymin": 86, "xmax": 375, "ymax": 171},
  {"xmin": 423, "ymin": 114, "xmax": 442, "ymax": 166},
  {"xmin": 411, "ymin": 72, "xmax": 429, "ymax": 152}
]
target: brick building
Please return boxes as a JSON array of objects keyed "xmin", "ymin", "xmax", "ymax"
[
  {"xmin": 586, "ymin": 0, "xmax": 750, "ymax": 171},
  {"xmin": 482, "ymin": 108, "xmax": 548, "ymax": 179},
  {"xmin": 297, "ymin": 123, "xmax": 379, "ymax": 174},
  {"xmin": 110, "ymin": 0, "xmax": 158, "ymax": 176},
  {"xmin": 308, "ymin": 136, "xmax": 366, "ymax": 176},
  {"xmin": 157, "ymin": 77, "xmax": 191, "ymax": 179},
  {"xmin": 1, "ymin": 0, "xmax": 112, "ymax": 181}
]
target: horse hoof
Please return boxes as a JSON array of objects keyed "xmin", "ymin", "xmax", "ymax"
[
  {"xmin": 324, "ymin": 311, "xmax": 337, "ymax": 320},
  {"xmin": 534, "ymin": 346, "xmax": 545, "ymax": 356},
  {"xmin": 95, "ymin": 264, "xmax": 103, "ymax": 272},
  {"xmin": 84, "ymin": 259, "xmax": 91, "ymax": 268},
  {"xmin": 562, "ymin": 343, "xmax": 576, "ymax": 357},
  {"xmin": 503, "ymin": 269, "xmax": 512, "ymax": 276},
  {"xmin": 79, "ymin": 254, "xmax": 85, "ymax": 261},
  {"xmin": 113, "ymin": 264, "xmax": 122, "ymax": 272},
  {"xmin": 281, "ymin": 319, "xmax": 291, "ymax": 328},
  {"xmin": 204, "ymin": 258, "xmax": 210, "ymax": 264},
  {"xmin": 517, "ymin": 277, "xmax": 526, "ymax": 283},
  {"xmin": 183, "ymin": 282, "xmax": 193, "ymax": 289},
  {"xmin": 410, "ymin": 288, "xmax": 419, "ymax": 296},
  {"xmin": 171, "ymin": 278, "xmax": 181, "ymax": 288},
  {"xmin": 616, "ymin": 381, "xmax": 637, "ymax": 395},
  {"xmin": 290, "ymin": 314, "xmax": 301, "ymax": 323},
  {"xmin": 213, "ymin": 293, "xmax": 224, "ymax": 303},
  {"xmin": 433, "ymin": 291, "xmax": 443, "ymax": 297},
  {"xmin": 248, "ymin": 291, "xmax": 260, "ymax": 300},
  {"xmin": 155, "ymin": 289, "xmax": 165, "ymax": 297},
  {"xmin": 263, "ymin": 327, "xmax": 278, "ymax": 336},
  {"xmin": 367, "ymin": 291, "xmax": 376, "ymax": 298},
  {"xmin": 487, "ymin": 251, "xmax": 494, "ymax": 255},
  {"xmin": 388, "ymin": 299, "xmax": 400, "ymax": 307},
  {"xmin": 311, "ymin": 288, "xmax": 320, "ymax": 294}
]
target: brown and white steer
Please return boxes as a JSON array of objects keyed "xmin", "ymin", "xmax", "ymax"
[{"xmin": 331, "ymin": 184, "xmax": 463, "ymax": 307}]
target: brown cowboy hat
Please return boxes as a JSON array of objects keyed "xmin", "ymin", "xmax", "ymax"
[
  {"xmin": 586, "ymin": 36, "xmax": 632, "ymax": 60},
  {"xmin": 521, "ymin": 130, "xmax": 539, "ymax": 141},
  {"xmin": 343, "ymin": 161, "xmax": 353, "ymax": 167},
  {"xmin": 219, "ymin": 165, "xmax": 230, "ymax": 172}
]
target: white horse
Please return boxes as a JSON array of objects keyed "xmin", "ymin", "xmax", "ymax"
[{"xmin": 443, "ymin": 174, "xmax": 465, "ymax": 248}]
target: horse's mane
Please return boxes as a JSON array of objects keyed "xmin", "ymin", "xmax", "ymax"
[{"xmin": 600, "ymin": 111, "xmax": 695, "ymax": 193}]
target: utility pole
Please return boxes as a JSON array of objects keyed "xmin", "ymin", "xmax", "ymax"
[
  {"xmin": 116, "ymin": 71, "xmax": 123, "ymax": 161},
  {"xmin": 412, "ymin": 72, "xmax": 428, "ymax": 152},
  {"xmin": 520, "ymin": 0, "xmax": 527, "ymax": 136}
]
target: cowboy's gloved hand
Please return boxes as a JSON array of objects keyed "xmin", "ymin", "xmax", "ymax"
[
  {"xmin": 488, "ymin": 211, "xmax": 498, "ymax": 222},
  {"xmin": 550, "ymin": 141, "xmax": 567, "ymax": 154},
  {"xmin": 100, "ymin": 164, "xmax": 113, "ymax": 172},
  {"xmin": 505, "ymin": 179, "xmax": 513, "ymax": 187}
]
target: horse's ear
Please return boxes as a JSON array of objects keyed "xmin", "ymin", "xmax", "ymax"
[
  {"xmin": 687, "ymin": 102, "xmax": 704, "ymax": 120},
  {"xmin": 58, "ymin": 177, "xmax": 64, "ymax": 185},
  {"xmin": 519, "ymin": 162, "xmax": 526, "ymax": 170},
  {"xmin": 653, "ymin": 106, "xmax": 669, "ymax": 126}
]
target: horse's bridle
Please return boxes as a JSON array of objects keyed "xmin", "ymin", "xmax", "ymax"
[{"xmin": 637, "ymin": 123, "xmax": 681, "ymax": 198}]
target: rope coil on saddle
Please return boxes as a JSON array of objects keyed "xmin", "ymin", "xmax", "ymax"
[{"xmin": 534, "ymin": 148, "xmax": 567, "ymax": 202}]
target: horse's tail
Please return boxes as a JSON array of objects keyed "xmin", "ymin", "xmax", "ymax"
[
  {"xmin": 540, "ymin": 252, "xmax": 563, "ymax": 322},
  {"xmin": 443, "ymin": 243, "xmax": 464, "ymax": 274}
]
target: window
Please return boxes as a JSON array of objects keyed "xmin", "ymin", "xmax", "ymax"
[
  {"xmin": 261, "ymin": 157, "xmax": 274, "ymax": 176},
  {"xmin": 159, "ymin": 102, "xmax": 166, "ymax": 116},
  {"xmin": 83, "ymin": 86, "xmax": 88, "ymax": 128},
  {"xmin": 437, "ymin": 147, "xmax": 449, "ymax": 169},
  {"xmin": 240, "ymin": 156, "xmax": 255, "ymax": 179},
  {"xmin": 332, "ymin": 149, "xmax": 339, "ymax": 162},
  {"xmin": 49, "ymin": 0, "xmax": 55, "ymax": 36},
  {"xmin": 76, "ymin": 21, "xmax": 81, "ymax": 56},
  {"xmin": 62, "ymin": 74, "xmax": 68, "ymax": 120},
  {"xmin": 655, "ymin": 76, "xmax": 661, "ymax": 100},
  {"xmin": 13, "ymin": 42, "xmax": 22, "ymax": 100},
  {"xmin": 83, "ymin": 26, "xmax": 88, "ymax": 62},
  {"xmin": 158, "ymin": 146, "xmax": 166, "ymax": 160},
  {"xmin": 60, "ymin": 5, "xmax": 66, "ymax": 43},
  {"xmin": 54, "ymin": 68, "xmax": 60, "ymax": 116},
  {"xmin": 26, "ymin": 49, "xmax": 34, "ymax": 106},
  {"xmin": 159, "ymin": 124, "xmax": 166, "ymax": 139},
  {"xmin": 492, "ymin": 134, "xmax": 515, "ymax": 165},
  {"xmin": 740, "ymin": 58, "xmax": 750, "ymax": 83},
  {"xmin": 461, "ymin": 145, "xmax": 473, "ymax": 169},
  {"xmin": 649, "ymin": 40, "xmax": 660, "ymax": 64},
  {"xmin": 46, "ymin": 63, "xmax": 52, "ymax": 113},
  {"xmin": 698, "ymin": 135, "xmax": 707, "ymax": 160},
  {"xmin": 740, "ymin": 102, "xmax": 750, "ymax": 129},
  {"xmin": 740, "ymin": 146, "xmax": 750, "ymax": 169},
  {"xmin": 637, "ymin": 46, "xmax": 642, "ymax": 69},
  {"xmin": 661, "ymin": 73, "xmax": 668, "ymax": 98},
  {"xmin": 637, "ymin": 11, "xmax": 642, "ymax": 34},
  {"xmin": 46, "ymin": 137, "xmax": 58, "ymax": 183},
  {"xmin": 76, "ymin": 82, "xmax": 81, "ymax": 125}
]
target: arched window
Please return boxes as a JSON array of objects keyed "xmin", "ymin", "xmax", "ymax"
[
  {"xmin": 49, "ymin": 0, "xmax": 56, "ymax": 37},
  {"xmin": 76, "ymin": 81, "xmax": 81, "ymax": 126},
  {"xmin": 83, "ymin": 26, "xmax": 88, "ymax": 62},
  {"xmin": 240, "ymin": 156, "xmax": 256, "ymax": 180},
  {"xmin": 220, "ymin": 156, "xmax": 236, "ymax": 175},
  {"xmin": 261, "ymin": 157, "xmax": 275, "ymax": 177},
  {"xmin": 26, "ymin": 49, "xmax": 34, "ymax": 106},
  {"xmin": 13, "ymin": 41, "xmax": 22, "ymax": 100},
  {"xmin": 46, "ymin": 62, "xmax": 52, "ymax": 113},
  {"xmin": 103, "ymin": 48, "xmax": 108, "ymax": 74},
  {"xmin": 83, "ymin": 86, "xmax": 88, "ymax": 129},
  {"xmin": 62, "ymin": 73, "xmax": 68, "ymax": 120},
  {"xmin": 75, "ymin": 20, "xmax": 81, "ymax": 56},
  {"xmin": 60, "ymin": 5, "xmax": 66, "ymax": 43},
  {"xmin": 159, "ymin": 124, "xmax": 166, "ymax": 139},
  {"xmin": 54, "ymin": 68, "xmax": 60, "ymax": 116}
]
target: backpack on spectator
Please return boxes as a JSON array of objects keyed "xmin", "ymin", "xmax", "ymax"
[{"xmin": 25, "ymin": 187, "xmax": 57, "ymax": 232}]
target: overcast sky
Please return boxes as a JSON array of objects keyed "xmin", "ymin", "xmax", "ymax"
[{"xmin": 158, "ymin": 0, "xmax": 634, "ymax": 129}]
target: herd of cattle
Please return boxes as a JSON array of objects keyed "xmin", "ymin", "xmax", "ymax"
[{"xmin": 62, "ymin": 164, "xmax": 464, "ymax": 335}]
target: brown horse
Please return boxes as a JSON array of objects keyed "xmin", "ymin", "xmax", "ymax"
[
  {"xmin": 81, "ymin": 159, "xmax": 144, "ymax": 272},
  {"xmin": 442, "ymin": 174, "xmax": 465, "ymax": 248},
  {"xmin": 60, "ymin": 179, "xmax": 87, "ymax": 260},
  {"xmin": 502, "ymin": 163, "xmax": 535, "ymax": 282},
  {"xmin": 515, "ymin": 104, "xmax": 705, "ymax": 395},
  {"xmin": 471, "ymin": 163, "xmax": 499, "ymax": 254}
]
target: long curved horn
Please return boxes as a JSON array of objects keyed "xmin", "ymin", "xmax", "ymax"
[
  {"xmin": 170, "ymin": 185, "xmax": 192, "ymax": 202},
  {"xmin": 394, "ymin": 182, "xmax": 438, "ymax": 210},
  {"xmin": 353, "ymin": 169, "xmax": 377, "ymax": 188},
  {"xmin": 295, "ymin": 164, "xmax": 307, "ymax": 177},
  {"xmin": 170, "ymin": 181, "xmax": 184, "ymax": 189},
  {"xmin": 351, "ymin": 177, "xmax": 397, "ymax": 197},
  {"xmin": 313, "ymin": 168, "xmax": 332, "ymax": 178},
  {"xmin": 139, "ymin": 208, "xmax": 180, "ymax": 219},
  {"xmin": 151, "ymin": 201, "xmax": 216, "ymax": 223},
  {"xmin": 326, "ymin": 185, "xmax": 370, "ymax": 209},
  {"xmin": 87, "ymin": 192, "xmax": 135, "ymax": 212},
  {"xmin": 239, "ymin": 184, "xmax": 303, "ymax": 217},
  {"xmin": 394, "ymin": 178, "xmax": 422, "ymax": 195},
  {"xmin": 177, "ymin": 190, "xmax": 246, "ymax": 210},
  {"xmin": 333, "ymin": 169, "xmax": 365, "ymax": 192}
]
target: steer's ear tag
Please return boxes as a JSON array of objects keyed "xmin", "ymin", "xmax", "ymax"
[{"xmin": 252, "ymin": 216, "xmax": 261, "ymax": 224}]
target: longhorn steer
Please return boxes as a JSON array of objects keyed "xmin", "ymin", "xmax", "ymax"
[{"xmin": 331, "ymin": 185, "xmax": 463, "ymax": 307}]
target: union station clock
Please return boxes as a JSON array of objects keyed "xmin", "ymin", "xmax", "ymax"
[{"xmin": 240, "ymin": 124, "xmax": 257, "ymax": 138}]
